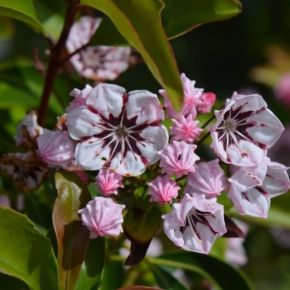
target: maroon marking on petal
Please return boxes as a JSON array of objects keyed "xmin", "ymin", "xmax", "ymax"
[
  {"xmin": 88, "ymin": 105, "xmax": 99, "ymax": 115},
  {"xmin": 256, "ymin": 186, "xmax": 268, "ymax": 196},
  {"xmin": 241, "ymin": 192, "xmax": 250, "ymax": 201}
]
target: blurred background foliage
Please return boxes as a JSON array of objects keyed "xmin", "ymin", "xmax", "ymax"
[{"xmin": 1, "ymin": 0, "xmax": 290, "ymax": 289}]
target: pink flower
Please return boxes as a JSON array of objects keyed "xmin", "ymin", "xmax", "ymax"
[
  {"xmin": 163, "ymin": 193, "xmax": 226, "ymax": 254},
  {"xmin": 171, "ymin": 115, "xmax": 202, "ymax": 143},
  {"xmin": 196, "ymin": 92, "xmax": 216, "ymax": 114},
  {"xmin": 275, "ymin": 73, "xmax": 290, "ymax": 106},
  {"xmin": 96, "ymin": 168, "xmax": 123, "ymax": 196},
  {"xmin": 79, "ymin": 197, "xmax": 125, "ymax": 238},
  {"xmin": 66, "ymin": 83, "xmax": 168, "ymax": 176},
  {"xmin": 37, "ymin": 130, "xmax": 75, "ymax": 168},
  {"xmin": 159, "ymin": 141, "xmax": 199, "ymax": 177},
  {"xmin": 148, "ymin": 175, "xmax": 180, "ymax": 204},
  {"xmin": 185, "ymin": 159, "xmax": 227, "ymax": 198},
  {"xmin": 228, "ymin": 158, "xmax": 290, "ymax": 218},
  {"xmin": 159, "ymin": 73, "xmax": 203, "ymax": 118},
  {"xmin": 15, "ymin": 111, "xmax": 43, "ymax": 148},
  {"xmin": 211, "ymin": 92, "xmax": 284, "ymax": 167},
  {"xmin": 66, "ymin": 16, "xmax": 131, "ymax": 81}
]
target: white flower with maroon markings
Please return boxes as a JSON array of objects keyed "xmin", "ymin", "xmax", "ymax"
[
  {"xmin": 228, "ymin": 158, "xmax": 290, "ymax": 218},
  {"xmin": 163, "ymin": 193, "xmax": 226, "ymax": 254},
  {"xmin": 67, "ymin": 16, "xmax": 131, "ymax": 81},
  {"xmin": 211, "ymin": 92, "xmax": 284, "ymax": 166},
  {"xmin": 66, "ymin": 83, "xmax": 168, "ymax": 176}
]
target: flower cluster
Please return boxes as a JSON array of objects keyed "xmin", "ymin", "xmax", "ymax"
[{"xmin": 4, "ymin": 71, "xmax": 289, "ymax": 257}]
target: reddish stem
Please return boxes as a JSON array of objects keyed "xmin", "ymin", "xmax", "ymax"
[{"xmin": 37, "ymin": 2, "xmax": 80, "ymax": 125}]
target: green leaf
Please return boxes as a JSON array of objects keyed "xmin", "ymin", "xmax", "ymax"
[
  {"xmin": 80, "ymin": 0, "xmax": 183, "ymax": 110},
  {"xmin": 230, "ymin": 206, "xmax": 290, "ymax": 229},
  {"xmin": 99, "ymin": 260, "xmax": 124, "ymax": 290},
  {"xmin": 149, "ymin": 252, "xmax": 254, "ymax": 290},
  {"xmin": 92, "ymin": 0, "xmax": 242, "ymax": 44},
  {"xmin": 0, "ymin": 272, "xmax": 28, "ymax": 290},
  {"xmin": 0, "ymin": 0, "xmax": 43, "ymax": 32},
  {"xmin": 53, "ymin": 172, "xmax": 92, "ymax": 290},
  {"xmin": 162, "ymin": 0, "xmax": 242, "ymax": 39},
  {"xmin": 74, "ymin": 238, "xmax": 106, "ymax": 290},
  {"xmin": 0, "ymin": 207, "xmax": 58, "ymax": 290},
  {"xmin": 150, "ymin": 265, "xmax": 187, "ymax": 290},
  {"xmin": 124, "ymin": 206, "xmax": 162, "ymax": 243}
]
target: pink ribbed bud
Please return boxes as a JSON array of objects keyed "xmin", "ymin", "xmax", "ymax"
[{"xmin": 148, "ymin": 175, "xmax": 180, "ymax": 204}]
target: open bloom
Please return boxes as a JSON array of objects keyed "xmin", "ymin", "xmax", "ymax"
[
  {"xmin": 148, "ymin": 175, "xmax": 180, "ymax": 204},
  {"xmin": 79, "ymin": 197, "xmax": 125, "ymax": 238},
  {"xmin": 96, "ymin": 168, "xmax": 123, "ymax": 196},
  {"xmin": 66, "ymin": 83, "xmax": 168, "ymax": 176},
  {"xmin": 160, "ymin": 73, "xmax": 204, "ymax": 118},
  {"xmin": 163, "ymin": 193, "xmax": 226, "ymax": 254},
  {"xmin": 185, "ymin": 159, "xmax": 227, "ymax": 198},
  {"xmin": 67, "ymin": 16, "xmax": 131, "ymax": 81},
  {"xmin": 171, "ymin": 115, "xmax": 202, "ymax": 143},
  {"xmin": 37, "ymin": 130, "xmax": 75, "ymax": 168},
  {"xmin": 211, "ymin": 92, "xmax": 284, "ymax": 166},
  {"xmin": 229, "ymin": 159, "xmax": 290, "ymax": 218},
  {"xmin": 159, "ymin": 141, "xmax": 199, "ymax": 177}
]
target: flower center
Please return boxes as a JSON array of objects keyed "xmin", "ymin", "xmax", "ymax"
[
  {"xmin": 223, "ymin": 119, "xmax": 236, "ymax": 133},
  {"xmin": 115, "ymin": 126, "xmax": 128, "ymax": 138}
]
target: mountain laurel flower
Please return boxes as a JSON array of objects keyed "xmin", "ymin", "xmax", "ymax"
[
  {"xmin": 163, "ymin": 193, "xmax": 226, "ymax": 254},
  {"xmin": 171, "ymin": 115, "xmax": 202, "ymax": 143},
  {"xmin": 159, "ymin": 73, "xmax": 203, "ymax": 118},
  {"xmin": 15, "ymin": 111, "xmax": 43, "ymax": 148},
  {"xmin": 37, "ymin": 129, "xmax": 75, "ymax": 168},
  {"xmin": 148, "ymin": 175, "xmax": 180, "ymax": 204},
  {"xmin": 196, "ymin": 92, "xmax": 216, "ymax": 114},
  {"xmin": 67, "ymin": 16, "xmax": 131, "ymax": 81},
  {"xmin": 211, "ymin": 92, "xmax": 284, "ymax": 167},
  {"xmin": 159, "ymin": 141, "xmax": 199, "ymax": 177},
  {"xmin": 96, "ymin": 168, "xmax": 123, "ymax": 196},
  {"xmin": 66, "ymin": 83, "xmax": 168, "ymax": 176},
  {"xmin": 228, "ymin": 159, "xmax": 290, "ymax": 218},
  {"xmin": 185, "ymin": 159, "xmax": 227, "ymax": 198},
  {"xmin": 79, "ymin": 197, "xmax": 125, "ymax": 238}
]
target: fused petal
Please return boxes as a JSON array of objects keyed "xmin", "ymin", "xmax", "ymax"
[
  {"xmin": 163, "ymin": 193, "xmax": 226, "ymax": 254},
  {"xmin": 79, "ymin": 197, "xmax": 125, "ymax": 238},
  {"xmin": 186, "ymin": 159, "xmax": 227, "ymax": 198}
]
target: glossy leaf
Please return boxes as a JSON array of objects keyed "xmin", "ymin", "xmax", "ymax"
[
  {"xmin": 149, "ymin": 252, "xmax": 254, "ymax": 290},
  {"xmin": 53, "ymin": 172, "xmax": 92, "ymax": 290},
  {"xmin": 150, "ymin": 265, "xmax": 187, "ymax": 290},
  {"xmin": 0, "ymin": 207, "xmax": 58, "ymax": 290},
  {"xmin": 92, "ymin": 0, "xmax": 242, "ymax": 44},
  {"xmin": 80, "ymin": 0, "xmax": 183, "ymax": 110},
  {"xmin": 0, "ymin": 0, "xmax": 43, "ymax": 32},
  {"xmin": 74, "ymin": 238, "xmax": 106, "ymax": 290},
  {"xmin": 162, "ymin": 0, "xmax": 242, "ymax": 39}
]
